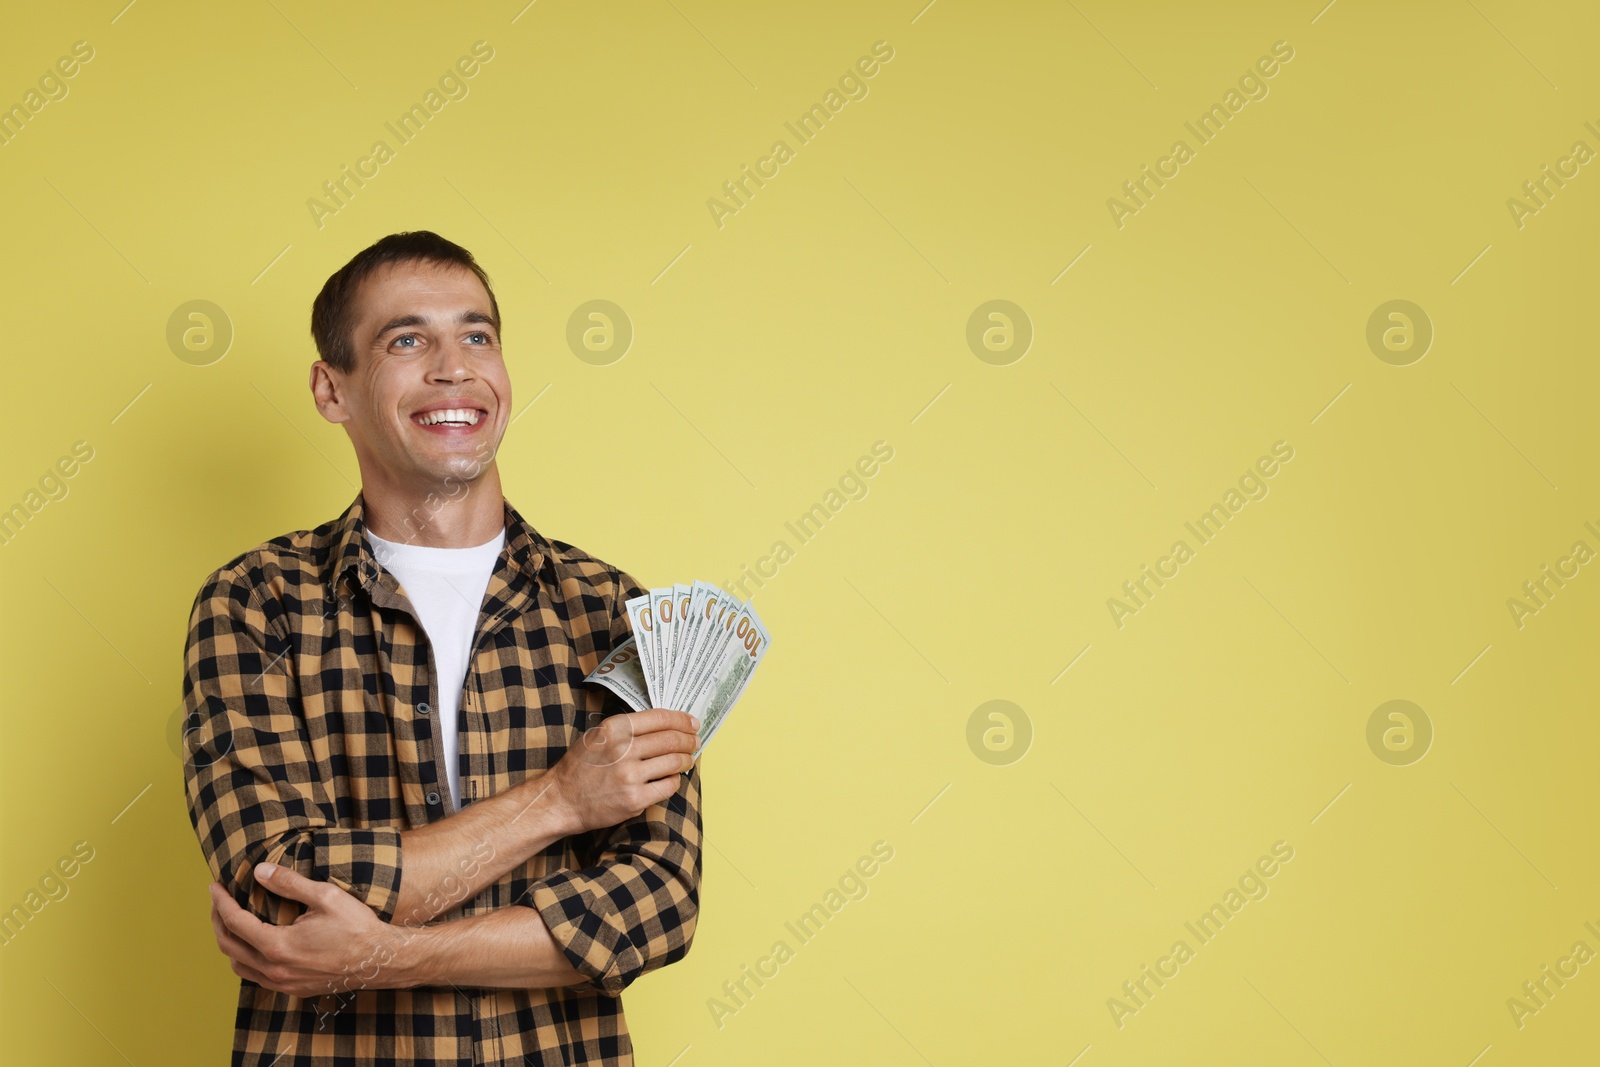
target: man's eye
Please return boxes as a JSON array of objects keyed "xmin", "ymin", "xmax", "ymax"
[
  {"xmin": 468, "ymin": 332, "xmax": 492, "ymax": 344},
  {"xmin": 394, "ymin": 334, "xmax": 419, "ymax": 348}
]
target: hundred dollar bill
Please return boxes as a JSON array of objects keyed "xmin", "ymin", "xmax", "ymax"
[
  {"xmin": 656, "ymin": 583, "xmax": 688, "ymax": 704},
  {"xmin": 648, "ymin": 586, "xmax": 675, "ymax": 701},
  {"xmin": 665, "ymin": 585, "xmax": 704, "ymax": 710},
  {"xmin": 683, "ymin": 603, "xmax": 770, "ymax": 754},
  {"xmin": 674, "ymin": 591, "xmax": 743, "ymax": 715},
  {"xmin": 625, "ymin": 594, "xmax": 659, "ymax": 705},
  {"xmin": 583, "ymin": 636, "xmax": 651, "ymax": 713},
  {"xmin": 666, "ymin": 583, "xmax": 692, "ymax": 700},
  {"xmin": 677, "ymin": 596, "xmax": 764, "ymax": 722},
  {"xmin": 665, "ymin": 581, "xmax": 720, "ymax": 707},
  {"xmin": 587, "ymin": 582, "xmax": 772, "ymax": 759}
]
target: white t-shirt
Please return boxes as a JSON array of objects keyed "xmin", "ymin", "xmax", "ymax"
[{"xmin": 366, "ymin": 524, "xmax": 507, "ymax": 811}]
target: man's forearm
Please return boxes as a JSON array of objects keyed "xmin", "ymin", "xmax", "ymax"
[
  {"xmin": 391, "ymin": 906, "xmax": 589, "ymax": 990},
  {"xmin": 390, "ymin": 773, "xmax": 578, "ymax": 926}
]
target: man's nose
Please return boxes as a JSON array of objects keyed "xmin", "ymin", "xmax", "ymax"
[{"xmin": 427, "ymin": 344, "xmax": 471, "ymax": 382}]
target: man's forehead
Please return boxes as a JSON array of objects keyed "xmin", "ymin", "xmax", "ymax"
[{"xmin": 354, "ymin": 261, "xmax": 492, "ymax": 323}]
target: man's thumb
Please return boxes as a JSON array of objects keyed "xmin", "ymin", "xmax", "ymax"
[{"xmin": 255, "ymin": 862, "xmax": 316, "ymax": 903}]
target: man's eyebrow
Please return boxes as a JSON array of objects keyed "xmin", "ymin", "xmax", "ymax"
[{"xmin": 374, "ymin": 310, "xmax": 499, "ymax": 337}]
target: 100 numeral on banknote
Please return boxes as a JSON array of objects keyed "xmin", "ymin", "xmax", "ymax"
[{"xmin": 583, "ymin": 580, "xmax": 771, "ymax": 758}]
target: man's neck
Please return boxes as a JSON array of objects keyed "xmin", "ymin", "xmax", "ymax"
[{"xmin": 361, "ymin": 470, "xmax": 507, "ymax": 548}]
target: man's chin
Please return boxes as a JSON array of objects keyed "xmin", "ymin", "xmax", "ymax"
[
  {"xmin": 438, "ymin": 463, "xmax": 490, "ymax": 489},
  {"xmin": 398, "ymin": 458, "xmax": 491, "ymax": 495}
]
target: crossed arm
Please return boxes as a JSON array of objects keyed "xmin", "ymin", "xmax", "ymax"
[
  {"xmin": 206, "ymin": 707, "xmax": 699, "ymax": 997},
  {"xmin": 210, "ymin": 861, "xmax": 586, "ymax": 995},
  {"xmin": 182, "ymin": 564, "xmax": 702, "ymax": 1001}
]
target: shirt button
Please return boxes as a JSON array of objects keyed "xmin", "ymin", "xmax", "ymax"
[
  {"xmin": 417, "ymin": 702, "xmax": 431, "ymax": 716},
  {"xmin": 426, "ymin": 791, "xmax": 441, "ymax": 806}
]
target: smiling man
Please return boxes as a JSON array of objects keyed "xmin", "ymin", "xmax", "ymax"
[{"xmin": 180, "ymin": 230, "xmax": 703, "ymax": 1066}]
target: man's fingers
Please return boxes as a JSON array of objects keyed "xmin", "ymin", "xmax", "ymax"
[
  {"xmin": 213, "ymin": 880, "xmax": 266, "ymax": 939},
  {"xmin": 208, "ymin": 889, "xmax": 233, "ymax": 952},
  {"xmin": 644, "ymin": 773, "xmax": 684, "ymax": 808},
  {"xmin": 229, "ymin": 956, "xmax": 272, "ymax": 986},
  {"xmin": 633, "ymin": 708, "xmax": 700, "ymax": 737},
  {"xmin": 210, "ymin": 886, "xmax": 273, "ymax": 967},
  {"xmin": 208, "ymin": 885, "xmax": 227, "ymax": 940},
  {"xmin": 212, "ymin": 880, "xmax": 285, "ymax": 959},
  {"xmin": 625, "ymin": 728, "xmax": 700, "ymax": 762},
  {"xmin": 639, "ymin": 752, "xmax": 695, "ymax": 783},
  {"xmin": 218, "ymin": 923, "xmax": 270, "ymax": 969},
  {"xmin": 578, "ymin": 708, "xmax": 697, "ymax": 767},
  {"xmin": 254, "ymin": 862, "xmax": 333, "ymax": 908},
  {"xmin": 211, "ymin": 894, "xmax": 273, "ymax": 969}
]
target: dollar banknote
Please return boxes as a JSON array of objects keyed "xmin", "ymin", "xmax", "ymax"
[{"xmin": 584, "ymin": 582, "xmax": 771, "ymax": 756}]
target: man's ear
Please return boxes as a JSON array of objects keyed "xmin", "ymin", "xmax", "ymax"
[{"xmin": 310, "ymin": 361, "xmax": 351, "ymax": 424}]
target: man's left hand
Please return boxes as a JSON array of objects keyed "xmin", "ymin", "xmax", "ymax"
[{"xmin": 209, "ymin": 863, "xmax": 405, "ymax": 998}]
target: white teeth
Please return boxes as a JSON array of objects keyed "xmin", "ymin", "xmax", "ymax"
[{"xmin": 417, "ymin": 408, "xmax": 481, "ymax": 426}]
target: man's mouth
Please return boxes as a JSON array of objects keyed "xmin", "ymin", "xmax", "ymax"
[{"xmin": 411, "ymin": 406, "xmax": 489, "ymax": 433}]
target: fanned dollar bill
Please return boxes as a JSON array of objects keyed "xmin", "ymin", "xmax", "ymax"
[{"xmin": 584, "ymin": 582, "xmax": 771, "ymax": 757}]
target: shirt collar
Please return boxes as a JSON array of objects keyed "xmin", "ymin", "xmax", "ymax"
[{"xmin": 331, "ymin": 490, "xmax": 550, "ymax": 595}]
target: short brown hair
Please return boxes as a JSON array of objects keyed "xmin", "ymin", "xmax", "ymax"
[{"xmin": 310, "ymin": 230, "xmax": 501, "ymax": 374}]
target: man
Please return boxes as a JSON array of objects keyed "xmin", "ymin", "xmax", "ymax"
[{"xmin": 180, "ymin": 230, "xmax": 703, "ymax": 1066}]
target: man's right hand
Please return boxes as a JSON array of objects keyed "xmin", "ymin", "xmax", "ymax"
[{"xmin": 546, "ymin": 708, "xmax": 700, "ymax": 834}]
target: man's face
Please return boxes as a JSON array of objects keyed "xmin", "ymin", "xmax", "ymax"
[{"xmin": 313, "ymin": 259, "xmax": 511, "ymax": 491}]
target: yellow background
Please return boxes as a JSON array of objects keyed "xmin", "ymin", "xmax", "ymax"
[{"xmin": 2, "ymin": 1, "xmax": 1597, "ymax": 1063}]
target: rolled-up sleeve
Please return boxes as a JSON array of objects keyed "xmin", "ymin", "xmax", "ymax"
[
  {"xmin": 527, "ymin": 764, "xmax": 702, "ymax": 996},
  {"xmin": 525, "ymin": 569, "xmax": 703, "ymax": 996},
  {"xmin": 181, "ymin": 563, "xmax": 404, "ymax": 927}
]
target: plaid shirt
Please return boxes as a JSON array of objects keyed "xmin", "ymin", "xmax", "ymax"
[{"xmin": 181, "ymin": 491, "xmax": 702, "ymax": 1066}]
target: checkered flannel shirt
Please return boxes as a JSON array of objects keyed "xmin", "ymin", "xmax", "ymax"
[{"xmin": 181, "ymin": 491, "xmax": 702, "ymax": 1065}]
